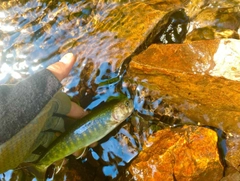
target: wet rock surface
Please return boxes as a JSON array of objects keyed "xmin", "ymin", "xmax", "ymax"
[
  {"xmin": 128, "ymin": 125, "xmax": 223, "ymax": 181},
  {"xmin": 126, "ymin": 39, "xmax": 240, "ymax": 135},
  {"xmin": 152, "ymin": 9, "xmax": 189, "ymax": 44},
  {"xmin": 125, "ymin": 38, "xmax": 240, "ymax": 180},
  {"xmin": 220, "ymin": 166, "xmax": 240, "ymax": 181},
  {"xmin": 186, "ymin": 7, "xmax": 240, "ymax": 41},
  {"xmin": 225, "ymin": 137, "xmax": 240, "ymax": 171}
]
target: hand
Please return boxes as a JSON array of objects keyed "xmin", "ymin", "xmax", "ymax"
[
  {"xmin": 47, "ymin": 53, "xmax": 88, "ymax": 119},
  {"xmin": 47, "ymin": 53, "xmax": 76, "ymax": 82},
  {"xmin": 45, "ymin": 53, "xmax": 90, "ymax": 162}
]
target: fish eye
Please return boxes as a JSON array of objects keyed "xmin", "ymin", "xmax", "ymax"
[{"xmin": 125, "ymin": 100, "xmax": 129, "ymax": 107}]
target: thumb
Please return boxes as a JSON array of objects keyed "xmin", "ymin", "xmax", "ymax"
[{"xmin": 47, "ymin": 53, "xmax": 76, "ymax": 81}]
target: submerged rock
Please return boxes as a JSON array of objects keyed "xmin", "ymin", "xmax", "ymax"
[
  {"xmin": 186, "ymin": 26, "xmax": 239, "ymax": 41},
  {"xmin": 71, "ymin": 2, "xmax": 179, "ymax": 88},
  {"xmin": 62, "ymin": 1, "xmax": 196, "ymax": 101},
  {"xmin": 220, "ymin": 172, "xmax": 240, "ymax": 181},
  {"xmin": 186, "ymin": 7, "xmax": 240, "ymax": 41},
  {"xmin": 220, "ymin": 166, "xmax": 240, "ymax": 181},
  {"xmin": 128, "ymin": 125, "xmax": 223, "ymax": 181},
  {"xmin": 225, "ymin": 136, "xmax": 240, "ymax": 172},
  {"xmin": 126, "ymin": 39, "xmax": 240, "ymax": 135}
]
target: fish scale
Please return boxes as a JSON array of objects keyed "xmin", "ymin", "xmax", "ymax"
[{"xmin": 29, "ymin": 98, "xmax": 134, "ymax": 181}]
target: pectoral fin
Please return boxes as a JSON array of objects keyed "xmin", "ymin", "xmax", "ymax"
[{"xmin": 73, "ymin": 147, "xmax": 87, "ymax": 159}]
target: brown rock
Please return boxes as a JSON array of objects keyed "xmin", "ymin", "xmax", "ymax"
[
  {"xmin": 220, "ymin": 172, "xmax": 240, "ymax": 181},
  {"xmin": 129, "ymin": 126, "xmax": 223, "ymax": 181},
  {"xmin": 186, "ymin": 27, "xmax": 239, "ymax": 41},
  {"xmin": 184, "ymin": 0, "xmax": 240, "ymax": 21},
  {"xmin": 144, "ymin": 0, "xmax": 184, "ymax": 11},
  {"xmin": 186, "ymin": 7, "xmax": 240, "ymax": 41},
  {"xmin": 126, "ymin": 39, "xmax": 240, "ymax": 134},
  {"xmin": 189, "ymin": 8, "xmax": 240, "ymax": 30},
  {"xmin": 221, "ymin": 166, "xmax": 240, "ymax": 181},
  {"xmin": 184, "ymin": 0, "xmax": 208, "ymax": 18},
  {"xmin": 225, "ymin": 137, "xmax": 240, "ymax": 171},
  {"xmin": 69, "ymin": 2, "xmax": 181, "ymax": 87}
]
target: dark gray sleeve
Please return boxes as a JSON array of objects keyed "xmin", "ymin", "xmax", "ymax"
[{"xmin": 0, "ymin": 69, "xmax": 62, "ymax": 144}]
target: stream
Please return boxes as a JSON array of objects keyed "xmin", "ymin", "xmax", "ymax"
[{"xmin": 0, "ymin": 0, "xmax": 239, "ymax": 180}]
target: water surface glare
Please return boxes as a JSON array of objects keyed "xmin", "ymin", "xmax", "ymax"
[{"xmin": 0, "ymin": 1, "xmax": 165, "ymax": 180}]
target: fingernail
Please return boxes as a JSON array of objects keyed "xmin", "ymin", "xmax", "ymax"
[{"xmin": 60, "ymin": 53, "xmax": 73, "ymax": 64}]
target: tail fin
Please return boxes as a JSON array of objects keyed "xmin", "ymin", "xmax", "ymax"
[{"xmin": 20, "ymin": 163, "xmax": 47, "ymax": 181}]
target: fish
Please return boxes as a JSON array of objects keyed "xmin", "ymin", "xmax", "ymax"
[{"xmin": 28, "ymin": 98, "xmax": 134, "ymax": 180}]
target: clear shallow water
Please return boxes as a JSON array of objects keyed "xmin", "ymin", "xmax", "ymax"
[
  {"xmin": 0, "ymin": 0, "xmax": 94, "ymax": 84},
  {"xmin": 0, "ymin": 1, "xmax": 166, "ymax": 180}
]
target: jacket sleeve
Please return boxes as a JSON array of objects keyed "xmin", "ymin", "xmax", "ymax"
[{"xmin": 0, "ymin": 69, "xmax": 62, "ymax": 144}]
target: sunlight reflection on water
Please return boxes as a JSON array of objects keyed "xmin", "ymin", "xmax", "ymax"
[{"xmin": 0, "ymin": 1, "xmax": 165, "ymax": 180}]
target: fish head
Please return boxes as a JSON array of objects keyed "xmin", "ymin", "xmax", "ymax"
[{"xmin": 111, "ymin": 99, "xmax": 134, "ymax": 124}]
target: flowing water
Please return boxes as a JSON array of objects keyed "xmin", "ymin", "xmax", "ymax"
[
  {"xmin": 0, "ymin": 0, "xmax": 235, "ymax": 180},
  {"xmin": 0, "ymin": 1, "xmax": 167, "ymax": 180}
]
